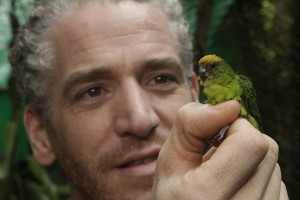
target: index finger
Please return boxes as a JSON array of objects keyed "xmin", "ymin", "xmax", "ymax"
[{"xmin": 200, "ymin": 118, "xmax": 270, "ymax": 198}]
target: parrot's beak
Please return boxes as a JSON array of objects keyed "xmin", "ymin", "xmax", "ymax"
[{"xmin": 198, "ymin": 67, "xmax": 207, "ymax": 81}]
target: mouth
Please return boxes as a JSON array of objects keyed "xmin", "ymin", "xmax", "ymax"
[
  {"xmin": 119, "ymin": 156, "xmax": 157, "ymax": 167},
  {"xmin": 116, "ymin": 149, "xmax": 160, "ymax": 177}
]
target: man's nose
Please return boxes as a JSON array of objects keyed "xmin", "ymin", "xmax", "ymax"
[{"xmin": 114, "ymin": 80, "xmax": 160, "ymax": 138}]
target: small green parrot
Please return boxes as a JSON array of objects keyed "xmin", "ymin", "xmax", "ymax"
[{"xmin": 198, "ymin": 54, "xmax": 262, "ymax": 133}]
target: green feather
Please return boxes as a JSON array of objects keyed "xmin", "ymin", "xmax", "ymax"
[{"xmin": 198, "ymin": 55, "xmax": 262, "ymax": 130}]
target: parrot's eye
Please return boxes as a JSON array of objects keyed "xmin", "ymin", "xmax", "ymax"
[{"xmin": 209, "ymin": 62, "xmax": 216, "ymax": 69}]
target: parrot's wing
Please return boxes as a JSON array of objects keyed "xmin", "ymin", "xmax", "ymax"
[{"xmin": 238, "ymin": 75, "xmax": 262, "ymax": 129}]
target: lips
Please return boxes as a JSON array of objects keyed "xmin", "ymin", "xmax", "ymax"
[
  {"xmin": 116, "ymin": 148, "xmax": 160, "ymax": 177},
  {"xmin": 120, "ymin": 156, "xmax": 157, "ymax": 167}
]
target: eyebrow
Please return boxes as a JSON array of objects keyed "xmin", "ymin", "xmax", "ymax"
[
  {"xmin": 62, "ymin": 67, "xmax": 112, "ymax": 97},
  {"xmin": 142, "ymin": 56, "xmax": 184, "ymax": 78}
]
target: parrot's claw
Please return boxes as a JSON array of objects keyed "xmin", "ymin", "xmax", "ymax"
[{"xmin": 208, "ymin": 125, "xmax": 230, "ymax": 147}]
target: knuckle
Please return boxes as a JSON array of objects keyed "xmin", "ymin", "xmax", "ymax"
[
  {"xmin": 176, "ymin": 103, "xmax": 196, "ymax": 121},
  {"xmin": 265, "ymin": 135, "xmax": 279, "ymax": 160},
  {"xmin": 253, "ymin": 137, "xmax": 269, "ymax": 157},
  {"xmin": 274, "ymin": 163, "xmax": 282, "ymax": 178},
  {"xmin": 175, "ymin": 102, "xmax": 204, "ymax": 131},
  {"xmin": 239, "ymin": 128, "xmax": 269, "ymax": 159}
]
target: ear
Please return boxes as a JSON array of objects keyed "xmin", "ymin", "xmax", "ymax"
[
  {"xmin": 24, "ymin": 106, "xmax": 56, "ymax": 165},
  {"xmin": 190, "ymin": 73, "xmax": 199, "ymax": 102}
]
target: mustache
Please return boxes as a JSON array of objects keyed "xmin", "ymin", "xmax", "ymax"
[{"xmin": 97, "ymin": 133, "xmax": 167, "ymax": 169}]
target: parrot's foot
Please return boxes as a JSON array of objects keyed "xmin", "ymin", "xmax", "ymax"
[{"xmin": 208, "ymin": 125, "xmax": 230, "ymax": 147}]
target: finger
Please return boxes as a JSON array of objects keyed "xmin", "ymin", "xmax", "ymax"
[
  {"xmin": 197, "ymin": 118, "xmax": 270, "ymax": 199},
  {"xmin": 280, "ymin": 182, "xmax": 289, "ymax": 200},
  {"xmin": 202, "ymin": 146, "xmax": 217, "ymax": 162},
  {"xmin": 229, "ymin": 135, "xmax": 280, "ymax": 199},
  {"xmin": 158, "ymin": 100, "xmax": 240, "ymax": 173},
  {"xmin": 260, "ymin": 136, "xmax": 281, "ymax": 200},
  {"xmin": 153, "ymin": 100, "xmax": 240, "ymax": 199},
  {"xmin": 262, "ymin": 164, "xmax": 282, "ymax": 200}
]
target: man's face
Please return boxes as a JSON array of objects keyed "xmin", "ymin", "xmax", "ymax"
[{"xmin": 45, "ymin": 2, "xmax": 197, "ymax": 200}]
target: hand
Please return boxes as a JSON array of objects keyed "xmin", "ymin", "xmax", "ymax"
[{"xmin": 153, "ymin": 100, "xmax": 289, "ymax": 199}]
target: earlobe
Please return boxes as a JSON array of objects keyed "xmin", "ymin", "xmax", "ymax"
[
  {"xmin": 190, "ymin": 73, "xmax": 200, "ymax": 102},
  {"xmin": 24, "ymin": 106, "xmax": 56, "ymax": 165}
]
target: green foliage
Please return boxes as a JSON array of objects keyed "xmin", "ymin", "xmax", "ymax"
[
  {"xmin": 0, "ymin": 0, "xmax": 13, "ymax": 87},
  {"xmin": 206, "ymin": 0, "xmax": 235, "ymax": 48},
  {"xmin": 0, "ymin": 122, "xmax": 17, "ymax": 199},
  {"xmin": 0, "ymin": 0, "xmax": 35, "ymax": 87},
  {"xmin": 179, "ymin": 0, "xmax": 199, "ymax": 34},
  {"xmin": 196, "ymin": 0, "xmax": 300, "ymax": 198},
  {"xmin": 0, "ymin": 120, "xmax": 70, "ymax": 200}
]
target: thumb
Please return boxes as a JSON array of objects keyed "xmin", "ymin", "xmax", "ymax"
[{"xmin": 156, "ymin": 100, "xmax": 240, "ymax": 174}]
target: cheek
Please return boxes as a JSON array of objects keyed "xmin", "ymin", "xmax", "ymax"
[
  {"xmin": 51, "ymin": 109, "xmax": 114, "ymax": 160},
  {"xmin": 154, "ymin": 92, "xmax": 193, "ymax": 132}
]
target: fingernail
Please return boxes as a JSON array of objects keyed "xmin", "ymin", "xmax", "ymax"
[{"xmin": 210, "ymin": 100, "xmax": 237, "ymax": 110}]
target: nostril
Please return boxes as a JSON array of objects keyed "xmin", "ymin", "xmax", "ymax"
[
  {"xmin": 115, "ymin": 121, "xmax": 158, "ymax": 139},
  {"xmin": 114, "ymin": 106, "xmax": 159, "ymax": 138},
  {"xmin": 114, "ymin": 81, "xmax": 160, "ymax": 138}
]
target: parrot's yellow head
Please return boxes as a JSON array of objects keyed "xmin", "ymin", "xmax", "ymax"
[{"xmin": 198, "ymin": 54, "xmax": 223, "ymax": 82}]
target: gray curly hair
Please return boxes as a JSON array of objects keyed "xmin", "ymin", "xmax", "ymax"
[{"xmin": 9, "ymin": 0, "xmax": 194, "ymax": 121}]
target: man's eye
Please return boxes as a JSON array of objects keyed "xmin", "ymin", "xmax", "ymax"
[
  {"xmin": 86, "ymin": 87, "xmax": 102, "ymax": 97},
  {"xmin": 76, "ymin": 86, "xmax": 103, "ymax": 101},
  {"xmin": 153, "ymin": 75, "xmax": 171, "ymax": 84}
]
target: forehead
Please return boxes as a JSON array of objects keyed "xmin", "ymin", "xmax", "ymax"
[
  {"xmin": 51, "ymin": 1, "xmax": 174, "ymax": 48},
  {"xmin": 49, "ymin": 1, "xmax": 179, "ymax": 68}
]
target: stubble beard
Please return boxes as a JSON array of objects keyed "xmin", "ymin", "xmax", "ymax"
[{"xmin": 52, "ymin": 132, "xmax": 166, "ymax": 200}]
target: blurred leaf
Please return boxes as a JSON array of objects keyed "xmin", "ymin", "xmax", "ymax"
[
  {"xmin": 27, "ymin": 157, "xmax": 59, "ymax": 200},
  {"xmin": 14, "ymin": 0, "xmax": 35, "ymax": 25},
  {"xmin": 0, "ymin": 122, "xmax": 18, "ymax": 199},
  {"xmin": 0, "ymin": 0, "xmax": 35, "ymax": 87},
  {"xmin": 0, "ymin": 0, "xmax": 12, "ymax": 87},
  {"xmin": 180, "ymin": 0, "xmax": 199, "ymax": 34},
  {"xmin": 207, "ymin": 0, "xmax": 235, "ymax": 48},
  {"xmin": 0, "ymin": 1, "xmax": 12, "ymax": 45},
  {"xmin": 25, "ymin": 181, "xmax": 51, "ymax": 200}
]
